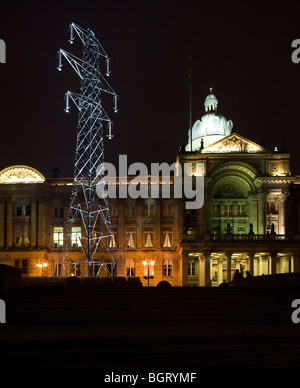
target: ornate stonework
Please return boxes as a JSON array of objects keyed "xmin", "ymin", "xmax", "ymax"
[
  {"xmin": 202, "ymin": 133, "xmax": 264, "ymax": 153},
  {"xmin": 0, "ymin": 166, "xmax": 45, "ymax": 184}
]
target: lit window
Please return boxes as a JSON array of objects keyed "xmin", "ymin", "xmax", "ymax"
[
  {"xmin": 267, "ymin": 201, "xmax": 278, "ymax": 214},
  {"xmin": 53, "ymin": 227, "xmax": 64, "ymax": 248},
  {"xmin": 109, "ymin": 227, "xmax": 118, "ymax": 248},
  {"xmin": 126, "ymin": 259, "xmax": 135, "ymax": 277},
  {"xmin": 162, "ymin": 260, "xmax": 173, "ymax": 277},
  {"xmin": 126, "ymin": 227, "xmax": 136, "ymax": 248},
  {"xmin": 162, "ymin": 227, "xmax": 172, "ymax": 248},
  {"xmin": 188, "ymin": 261, "xmax": 196, "ymax": 276},
  {"xmin": 71, "ymin": 227, "xmax": 82, "ymax": 247},
  {"xmin": 15, "ymin": 224, "xmax": 30, "ymax": 246},
  {"xmin": 53, "ymin": 261, "xmax": 62, "ymax": 276},
  {"xmin": 144, "ymin": 227, "xmax": 154, "ymax": 248}
]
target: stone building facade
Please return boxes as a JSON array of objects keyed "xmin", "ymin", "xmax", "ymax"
[{"xmin": 0, "ymin": 90, "xmax": 299, "ymax": 286}]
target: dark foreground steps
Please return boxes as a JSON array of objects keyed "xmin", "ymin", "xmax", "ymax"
[{"xmin": 1, "ymin": 286, "xmax": 300, "ymax": 368}]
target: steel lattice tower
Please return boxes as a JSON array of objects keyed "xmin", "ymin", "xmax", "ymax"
[{"xmin": 57, "ymin": 23, "xmax": 118, "ymax": 276}]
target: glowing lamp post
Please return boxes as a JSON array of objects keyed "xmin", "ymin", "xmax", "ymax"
[
  {"xmin": 143, "ymin": 259, "xmax": 154, "ymax": 287},
  {"xmin": 36, "ymin": 262, "xmax": 47, "ymax": 277}
]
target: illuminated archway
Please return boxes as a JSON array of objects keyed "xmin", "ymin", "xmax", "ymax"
[{"xmin": 0, "ymin": 165, "xmax": 45, "ymax": 184}]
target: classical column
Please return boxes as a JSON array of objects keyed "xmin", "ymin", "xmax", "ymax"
[
  {"xmin": 154, "ymin": 200, "xmax": 161, "ymax": 247},
  {"xmin": 0, "ymin": 202, "xmax": 5, "ymax": 247},
  {"xmin": 30, "ymin": 201, "xmax": 37, "ymax": 248},
  {"xmin": 181, "ymin": 251, "xmax": 189, "ymax": 286},
  {"xmin": 257, "ymin": 192, "xmax": 266, "ymax": 235},
  {"xmin": 281, "ymin": 254, "xmax": 290, "ymax": 273},
  {"xmin": 37, "ymin": 201, "xmax": 46, "ymax": 247},
  {"xmin": 248, "ymin": 252, "xmax": 255, "ymax": 276},
  {"xmin": 270, "ymin": 252, "xmax": 277, "ymax": 275},
  {"xmin": 277, "ymin": 193, "xmax": 287, "ymax": 235},
  {"xmin": 203, "ymin": 252, "xmax": 211, "ymax": 287},
  {"xmin": 5, "ymin": 200, "xmax": 12, "ymax": 248},
  {"xmin": 218, "ymin": 259, "xmax": 223, "ymax": 285},
  {"xmin": 118, "ymin": 200, "xmax": 124, "ymax": 249},
  {"xmin": 292, "ymin": 253, "xmax": 300, "ymax": 273},
  {"xmin": 136, "ymin": 200, "xmax": 143, "ymax": 249},
  {"xmin": 248, "ymin": 196, "xmax": 258, "ymax": 234},
  {"xmin": 225, "ymin": 252, "xmax": 232, "ymax": 283},
  {"xmin": 259, "ymin": 255, "xmax": 269, "ymax": 275}
]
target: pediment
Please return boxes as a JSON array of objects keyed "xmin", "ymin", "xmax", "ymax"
[
  {"xmin": 0, "ymin": 165, "xmax": 45, "ymax": 184},
  {"xmin": 202, "ymin": 132, "xmax": 268, "ymax": 153}
]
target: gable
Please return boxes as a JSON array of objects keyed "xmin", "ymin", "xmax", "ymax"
[
  {"xmin": 201, "ymin": 132, "xmax": 268, "ymax": 153},
  {"xmin": 0, "ymin": 165, "xmax": 45, "ymax": 184}
]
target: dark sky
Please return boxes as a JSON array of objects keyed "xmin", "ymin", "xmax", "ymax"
[{"xmin": 0, "ymin": 0, "xmax": 300, "ymax": 178}]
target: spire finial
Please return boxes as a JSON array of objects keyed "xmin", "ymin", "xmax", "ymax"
[{"xmin": 210, "ymin": 86, "xmax": 213, "ymax": 93}]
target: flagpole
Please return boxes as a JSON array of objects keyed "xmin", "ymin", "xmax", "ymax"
[{"xmin": 189, "ymin": 57, "xmax": 192, "ymax": 152}]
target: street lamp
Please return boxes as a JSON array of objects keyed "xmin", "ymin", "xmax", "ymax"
[
  {"xmin": 143, "ymin": 259, "xmax": 154, "ymax": 287},
  {"xmin": 36, "ymin": 262, "xmax": 47, "ymax": 277}
]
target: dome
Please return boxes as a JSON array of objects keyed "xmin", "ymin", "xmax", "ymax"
[
  {"xmin": 0, "ymin": 165, "xmax": 45, "ymax": 184},
  {"xmin": 186, "ymin": 89, "xmax": 233, "ymax": 151},
  {"xmin": 204, "ymin": 92, "xmax": 218, "ymax": 112}
]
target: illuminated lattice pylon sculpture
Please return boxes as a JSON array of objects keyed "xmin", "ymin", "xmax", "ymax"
[{"xmin": 57, "ymin": 23, "xmax": 118, "ymax": 276}]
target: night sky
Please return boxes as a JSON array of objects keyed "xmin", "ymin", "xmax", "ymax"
[{"xmin": 0, "ymin": 0, "xmax": 300, "ymax": 178}]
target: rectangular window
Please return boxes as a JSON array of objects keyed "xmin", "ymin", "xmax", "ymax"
[
  {"xmin": 15, "ymin": 225, "xmax": 22, "ymax": 246},
  {"xmin": 53, "ymin": 262, "xmax": 62, "ymax": 276},
  {"xmin": 110, "ymin": 204, "xmax": 118, "ymax": 217},
  {"xmin": 162, "ymin": 203, "xmax": 173, "ymax": 217},
  {"xmin": 162, "ymin": 260, "xmax": 173, "ymax": 277},
  {"xmin": 162, "ymin": 227, "xmax": 173, "ymax": 248},
  {"xmin": 71, "ymin": 227, "xmax": 82, "ymax": 247},
  {"xmin": 212, "ymin": 204, "xmax": 220, "ymax": 217},
  {"xmin": 21, "ymin": 259, "xmax": 28, "ymax": 274},
  {"xmin": 14, "ymin": 259, "xmax": 27, "ymax": 274},
  {"xmin": 267, "ymin": 201, "xmax": 278, "ymax": 214},
  {"xmin": 237, "ymin": 205, "xmax": 246, "ymax": 217},
  {"xmin": 126, "ymin": 204, "xmax": 136, "ymax": 217},
  {"xmin": 23, "ymin": 224, "xmax": 30, "ymax": 246},
  {"xmin": 224, "ymin": 204, "xmax": 233, "ymax": 217},
  {"xmin": 53, "ymin": 227, "xmax": 64, "ymax": 248},
  {"xmin": 126, "ymin": 259, "xmax": 135, "ymax": 277},
  {"xmin": 54, "ymin": 206, "xmax": 64, "ymax": 218},
  {"xmin": 109, "ymin": 227, "xmax": 118, "ymax": 248},
  {"xmin": 125, "ymin": 227, "xmax": 136, "ymax": 248},
  {"xmin": 24, "ymin": 204, "xmax": 31, "ymax": 216},
  {"xmin": 144, "ymin": 226, "xmax": 154, "ymax": 248},
  {"xmin": 15, "ymin": 203, "xmax": 22, "ymax": 216},
  {"xmin": 15, "ymin": 224, "xmax": 30, "ymax": 246},
  {"xmin": 188, "ymin": 261, "xmax": 196, "ymax": 276},
  {"xmin": 144, "ymin": 204, "xmax": 154, "ymax": 217}
]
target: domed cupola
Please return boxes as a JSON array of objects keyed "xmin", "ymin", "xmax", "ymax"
[
  {"xmin": 204, "ymin": 90, "xmax": 218, "ymax": 112},
  {"xmin": 186, "ymin": 88, "xmax": 233, "ymax": 151}
]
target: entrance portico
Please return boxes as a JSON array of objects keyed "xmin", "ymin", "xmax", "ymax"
[{"xmin": 186, "ymin": 251, "xmax": 297, "ymax": 287}]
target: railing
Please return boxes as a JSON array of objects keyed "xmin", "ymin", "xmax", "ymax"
[{"xmin": 181, "ymin": 233, "xmax": 289, "ymax": 243}]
